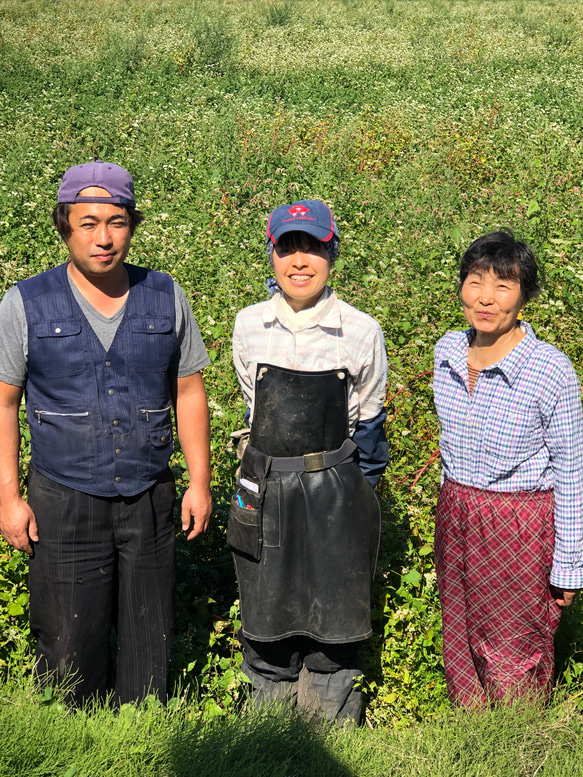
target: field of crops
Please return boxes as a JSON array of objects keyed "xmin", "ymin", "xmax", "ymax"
[{"xmin": 1, "ymin": 0, "xmax": 583, "ymax": 749}]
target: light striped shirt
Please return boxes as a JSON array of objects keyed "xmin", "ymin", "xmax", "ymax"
[
  {"xmin": 233, "ymin": 287, "xmax": 387, "ymax": 435},
  {"xmin": 433, "ymin": 321, "xmax": 583, "ymax": 588}
]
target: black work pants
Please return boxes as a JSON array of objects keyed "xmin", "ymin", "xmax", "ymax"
[{"xmin": 28, "ymin": 467, "xmax": 176, "ymax": 706}]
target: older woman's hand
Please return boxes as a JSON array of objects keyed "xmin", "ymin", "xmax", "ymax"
[{"xmin": 551, "ymin": 587, "xmax": 577, "ymax": 607}]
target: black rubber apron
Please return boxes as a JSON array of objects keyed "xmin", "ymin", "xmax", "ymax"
[{"xmin": 232, "ymin": 363, "xmax": 381, "ymax": 644}]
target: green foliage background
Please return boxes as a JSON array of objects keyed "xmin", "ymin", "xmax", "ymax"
[{"xmin": 1, "ymin": 0, "xmax": 583, "ymax": 726}]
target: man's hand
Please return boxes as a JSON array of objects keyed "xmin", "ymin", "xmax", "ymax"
[
  {"xmin": 0, "ymin": 498, "xmax": 38, "ymax": 555},
  {"xmin": 173, "ymin": 372, "xmax": 212, "ymax": 541},
  {"xmin": 181, "ymin": 482, "xmax": 212, "ymax": 540},
  {"xmin": 0, "ymin": 381, "xmax": 32, "ymax": 552},
  {"xmin": 551, "ymin": 586, "xmax": 577, "ymax": 607}
]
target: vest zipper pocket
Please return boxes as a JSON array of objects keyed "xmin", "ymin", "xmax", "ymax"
[
  {"xmin": 34, "ymin": 410, "xmax": 89, "ymax": 425},
  {"xmin": 139, "ymin": 405, "xmax": 172, "ymax": 422}
]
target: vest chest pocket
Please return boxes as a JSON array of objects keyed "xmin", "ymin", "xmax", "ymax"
[
  {"xmin": 33, "ymin": 320, "xmax": 86, "ymax": 378},
  {"xmin": 128, "ymin": 316, "xmax": 174, "ymax": 372}
]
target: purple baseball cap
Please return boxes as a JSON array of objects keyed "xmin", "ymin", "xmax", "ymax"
[
  {"xmin": 266, "ymin": 199, "xmax": 339, "ymax": 244},
  {"xmin": 57, "ymin": 159, "xmax": 136, "ymax": 207}
]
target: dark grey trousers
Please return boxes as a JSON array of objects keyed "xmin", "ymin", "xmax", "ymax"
[
  {"xmin": 28, "ymin": 467, "xmax": 176, "ymax": 706},
  {"xmin": 240, "ymin": 632, "xmax": 365, "ymax": 725}
]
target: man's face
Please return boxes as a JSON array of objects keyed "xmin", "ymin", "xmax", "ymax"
[{"xmin": 65, "ymin": 186, "xmax": 132, "ymax": 280}]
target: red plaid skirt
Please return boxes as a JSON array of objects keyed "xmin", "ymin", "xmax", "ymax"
[{"xmin": 435, "ymin": 480, "xmax": 562, "ymax": 707}]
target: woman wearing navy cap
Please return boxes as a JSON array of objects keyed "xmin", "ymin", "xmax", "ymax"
[{"xmin": 229, "ymin": 200, "xmax": 388, "ymax": 724}]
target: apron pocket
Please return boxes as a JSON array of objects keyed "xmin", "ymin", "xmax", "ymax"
[{"xmin": 227, "ymin": 496, "xmax": 262, "ymax": 561}]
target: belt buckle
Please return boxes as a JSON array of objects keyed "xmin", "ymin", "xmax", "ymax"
[{"xmin": 303, "ymin": 451, "xmax": 326, "ymax": 472}]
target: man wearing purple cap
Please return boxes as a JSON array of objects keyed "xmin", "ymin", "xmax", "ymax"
[
  {"xmin": 229, "ymin": 200, "xmax": 388, "ymax": 724},
  {"xmin": 0, "ymin": 160, "xmax": 212, "ymax": 705}
]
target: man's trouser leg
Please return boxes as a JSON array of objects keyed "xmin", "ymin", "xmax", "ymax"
[
  {"xmin": 28, "ymin": 468, "xmax": 116, "ymax": 705},
  {"xmin": 114, "ymin": 469, "xmax": 175, "ymax": 705},
  {"xmin": 28, "ymin": 467, "xmax": 175, "ymax": 706}
]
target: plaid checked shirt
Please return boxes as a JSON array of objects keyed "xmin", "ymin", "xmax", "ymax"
[
  {"xmin": 232, "ymin": 287, "xmax": 387, "ymax": 435},
  {"xmin": 434, "ymin": 321, "xmax": 583, "ymax": 589}
]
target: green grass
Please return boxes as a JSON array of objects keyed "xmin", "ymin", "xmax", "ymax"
[
  {"xmin": 1, "ymin": 0, "xmax": 583, "ymax": 732},
  {"xmin": 2, "ymin": 677, "xmax": 583, "ymax": 777}
]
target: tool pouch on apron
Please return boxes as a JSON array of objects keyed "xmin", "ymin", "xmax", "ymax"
[{"xmin": 227, "ymin": 444, "xmax": 272, "ymax": 562}]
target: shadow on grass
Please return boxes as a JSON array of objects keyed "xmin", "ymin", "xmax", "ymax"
[{"xmin": 170, "ymin": 707, "xmax": 357, "ymax": 777}]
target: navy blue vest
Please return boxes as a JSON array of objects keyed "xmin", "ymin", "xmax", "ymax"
[{"xmin": 18, "ymin": 263, "xmax": 178, "ymax": 497}]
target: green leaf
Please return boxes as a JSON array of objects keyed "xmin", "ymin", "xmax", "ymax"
[
  {"xmin": 402, "ymin": 569, "xmax": 423, "ymax": 586},
  {"xmin": 418, "ymin": 543, "xmax": 433, "ymax": 556},
  {"xmin": 527, "ymin": 199, "xmax": 540, "ymax": 215},
  {"xmin": 334, "ymin": 258, "xmax": 345, "ymax": 272}
]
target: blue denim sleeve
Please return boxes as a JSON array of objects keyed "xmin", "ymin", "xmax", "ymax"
[{"xmin": 353, "ymin": 407, "xmax": 389, "ymax": 488}]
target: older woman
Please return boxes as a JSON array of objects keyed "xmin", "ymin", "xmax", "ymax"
[{"xmin": 433, "ymin": 230, "xmax": 583, "ymax": 706}]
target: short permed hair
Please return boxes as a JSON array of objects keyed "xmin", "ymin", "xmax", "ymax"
[
  {"xmin": 51, "ymin": 203, "xmax": 144, "ymax": 241},
  {"xmin": 459, "ymin": 229, "xmax": 541, "ymax": 304}
]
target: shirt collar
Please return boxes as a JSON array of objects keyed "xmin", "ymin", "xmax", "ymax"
[
  {"xmin": 261, "ymin": 286, "xmax": 342, "ymax": 331},
  {"xmin": 444, "ymin": 321, "xmax": 538, "ymax": 387}
]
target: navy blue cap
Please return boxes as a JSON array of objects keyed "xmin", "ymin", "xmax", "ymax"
[{"xmin": 266, "ymin": 199, "xmax": 339, "ymax": 244}]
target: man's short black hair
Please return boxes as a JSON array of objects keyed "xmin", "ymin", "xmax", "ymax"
[
  {"xmin": 459, "ymin": 229, "xmax": 541, "ymax": 304},
  {"xmin": 52, "ymin": 203, "xmax": 144, "ymax": 241}
]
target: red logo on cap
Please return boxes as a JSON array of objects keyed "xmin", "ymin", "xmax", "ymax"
[{"xmin": 287, "ymin": 205, "xmax": 310, "ymax": 217}]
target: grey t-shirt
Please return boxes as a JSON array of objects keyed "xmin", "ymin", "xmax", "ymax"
[{"xmin": 0, "ymin": 271, "xmax": 210, "ymax": 387}]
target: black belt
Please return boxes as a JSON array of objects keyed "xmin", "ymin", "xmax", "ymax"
[{"xmin": 270, "ymin": 438, "xmax": 357, "ymax": 473}]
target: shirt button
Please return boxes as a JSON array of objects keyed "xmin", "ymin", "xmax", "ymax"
[
  {"xmin": 115, "ymin": 448, "xmax": 121, "ymax": 455},
  {"xmin": 55, "ymin": 327, "xmax": 62, "ymax": 334},
  {"xmin": 113, "ymin": 420, "xmax": 119, "ymax": 426},
  {"xmin": 115, "ymin": 477, "xmax": 121, "ymax": 483},
  {"xmin": 149, "ymin": 324, "xmax": 155, "ymax": 330},
  {"xmin": 105, "ymin": 361, "xmax": 111, "ymax": 367},
  {"xmin": 109, "ymin": 389, "xmax": 114, "ymax": 396},
  {"xmin": 160, "ymin": 436, "xmax": 166, "ymax": 443}
]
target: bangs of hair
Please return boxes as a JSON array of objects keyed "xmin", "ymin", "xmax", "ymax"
[
  {"xmin": 464, "ymin": 254, "xmax": 522, "ymax": 284},
  {"xmin": 276, "ymin": 231, "xmax": 327, "ymax": 254}
]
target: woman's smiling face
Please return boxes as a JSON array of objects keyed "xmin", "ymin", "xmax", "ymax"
[
  {"xmin": 272, "ymin": 233, "xmax": 331, "ymax": 312},
  {"xmin": 460, "ymin": 267, "xmax": 523, "ymax": 339}
]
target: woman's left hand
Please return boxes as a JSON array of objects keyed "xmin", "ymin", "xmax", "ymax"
[{"xmin": 551, "ymin": 587, "xmax": 578, "ymax": 607}]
